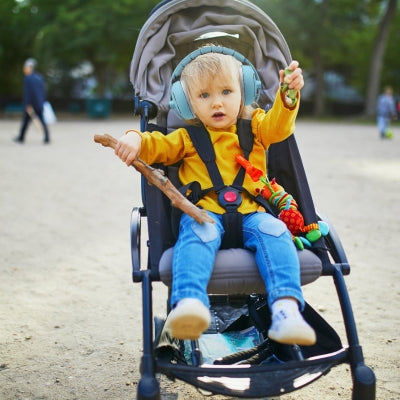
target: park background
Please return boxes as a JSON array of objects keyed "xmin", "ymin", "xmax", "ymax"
[
  {"xmin": 1, "ymin": 1, "xmax": 400, "ymax": 400},
  {"xmin": 0, "ymin": 0, "xmax": 399, "ymax": 119}
]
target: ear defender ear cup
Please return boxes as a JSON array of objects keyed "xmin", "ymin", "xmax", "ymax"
[
  {"xmin": 241, "ymin": 65, "xmax": 262, "ymax": 106},
  {"xmin": 170, "ymin": 80, "xmax": 195, "ymax": 120},
  {"xmin": 169, "ymin": 46, "xmax": 262, "ymax": 120}
]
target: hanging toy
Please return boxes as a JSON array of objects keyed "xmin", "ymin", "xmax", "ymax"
[{"xmin": 235, "ymin": 154, "xmax": 328, "ymax": 250}]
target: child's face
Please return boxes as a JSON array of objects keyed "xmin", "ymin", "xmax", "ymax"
[{"xmin": 188, "ymin": 70, "xmax": 242, "ymax": 130}]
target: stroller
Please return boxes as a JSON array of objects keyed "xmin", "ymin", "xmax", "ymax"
[{"xmin": 128, "ymin": 0, "xmax": 376, "ymax": 398}]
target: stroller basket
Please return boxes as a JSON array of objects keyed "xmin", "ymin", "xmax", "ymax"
[{"xmin": 157, "ymin": 349, "xmax": 347, "ymax": 398}]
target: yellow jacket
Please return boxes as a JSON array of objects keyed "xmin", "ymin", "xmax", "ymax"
[{"xmin": 129, "ymin": 91, "xmax": 299, "ymax": 214}]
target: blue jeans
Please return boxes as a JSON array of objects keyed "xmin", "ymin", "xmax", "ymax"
[
  {"xmin": 171, "ymin": 211, "xmax": 304, "ymax": 311},
  {"xmin": 377, "ymin": 115, "xmax": 390, "ymax": 137}
]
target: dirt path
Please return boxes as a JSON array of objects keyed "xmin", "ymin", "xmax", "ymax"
[{"xmin": 1, "ymin": 117, "xmax": 399, "ymax": 399}]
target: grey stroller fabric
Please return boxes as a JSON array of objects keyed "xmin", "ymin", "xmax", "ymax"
[
  {"xmin": 130, "ymin": 0, "xmax": 292, "ymax": 121},
  {"xmin": 159, "ymin": 247, "xmax": 322, "ymax": 294}
]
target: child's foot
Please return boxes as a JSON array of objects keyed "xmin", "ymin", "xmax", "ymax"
[
  {"xmin": 268, "ymin": 299, "xmax": 316, "ymax": 346},
  {"xmin": 166, "ymin": 298, "xmax": 211, "ymax": 340}
]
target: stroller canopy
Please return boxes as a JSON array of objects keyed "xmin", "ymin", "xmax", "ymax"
[{"xmin": 130, "ymin": 0, "xmax": 292, "ymax": 118}]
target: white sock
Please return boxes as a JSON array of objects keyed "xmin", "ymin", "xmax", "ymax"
[
  {"xmin": 271, "ymin": 298, "xmax": 299, "ymax": 315},
  {"xmin": 269, "ymin": 298, "xmax": 316, "ymax": 346}
]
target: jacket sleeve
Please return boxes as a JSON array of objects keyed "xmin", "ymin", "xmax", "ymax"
[
  {"xmin": 135, "ymin": 128, "xmax": 189, "ymax": 165},
  {"xmin": 251, "ymin": 90, "xmax": 300, "ymax": 147},
  {"xmin": 23, "ymin": 77, "xmax": 32, "ymax": 107}
]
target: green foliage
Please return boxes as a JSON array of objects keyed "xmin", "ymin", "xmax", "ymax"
[
  {"xmin": 33, "ymin": 0, "xmax": 160, "ymax": 96},
  {"xmin": 1, "ymin": 0, "xmax": 399, "ymax": 111},
  {"xmin": 382, "ymin": 9, "xmax": 400, "ymax": 87},
  {"xmin": 0, "ymin": 0, "xmax": 159, "ymax": 99},
  {"xmin": 0, "ymin": 0, "xmax": 40, "ymax": 97},
  {"xmin": 253, "ymin": 0, "xmax": 399, "ymax": 114}
]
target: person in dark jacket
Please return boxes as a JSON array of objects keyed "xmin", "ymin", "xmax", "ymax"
[{"xmin": 14, "ymin": 58, "xmax": 50, "ymax": 144}]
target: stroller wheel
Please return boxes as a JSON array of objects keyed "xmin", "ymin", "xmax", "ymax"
[
  {"xmin": 352, "ymin": 364, "xmax": 376, "ymax": 400},
  {"xmin": 137, "ymin": 375, "xmax": 160, "ymax": 400}
]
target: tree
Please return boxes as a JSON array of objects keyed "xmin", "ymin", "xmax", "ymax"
[
  {"xmin": 0, "ymin": 0, "xmax": 160, "ymax": 100},
  {"xmin": 33, "ymin": 0, "xmax": 160, "ymax": 97},
  {"xmin": 0, "ymin": 0, "xmax": 42, "ymax": 99},
  {"xmin": 255, "ymin": 0, "xmax": 363, "ymax": 115},
  {"xmin": 364, "ymin": 0, "xmax": 398, "ymax": 117},
  {"xmin": 1, "ymin": 0, "xmax": 399, "ymax": 113},
  {"xmin": 254, "ymin": 0, "xmax": 400, "ymax": 117}
]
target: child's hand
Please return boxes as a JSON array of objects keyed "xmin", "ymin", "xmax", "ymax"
[
  {"xmin": 279, "ymin": 61, "xmax": 304, "ymax": 91},
  {"xmin": 114, "ymin": 130, "xmax": 142, "ymax": 166}
]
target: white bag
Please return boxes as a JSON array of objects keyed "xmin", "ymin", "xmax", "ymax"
[{"xmin": 43, "ymin": 101, "xmax": 57, "ymax": 124}]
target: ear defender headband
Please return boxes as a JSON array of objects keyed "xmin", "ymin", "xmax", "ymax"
[{"xmin": 169, "ymin": 46, "xmax": 262, "ymax": 120}]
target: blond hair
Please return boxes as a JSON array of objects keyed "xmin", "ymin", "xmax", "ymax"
[
  {"xmin": 180, "ymin": 51, "xmax": 255, "ymax": 120},
  {"xmin": 181, "ymin": 52, "xmax": 241, "ymax": 87}
]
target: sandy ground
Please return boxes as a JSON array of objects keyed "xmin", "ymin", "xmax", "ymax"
[{"xmin": 0, "ymin": 115, "xmax": 399, "ymax": 400}]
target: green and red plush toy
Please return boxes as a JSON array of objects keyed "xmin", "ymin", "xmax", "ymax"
[{"xmin": 235, "ymin": 154, "xmax": 329, "ymax": 250}]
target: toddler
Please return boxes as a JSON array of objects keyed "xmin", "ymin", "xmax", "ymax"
[{"xmin": 115, "ymin": 47, "xmax": 316, "ymax": 346}]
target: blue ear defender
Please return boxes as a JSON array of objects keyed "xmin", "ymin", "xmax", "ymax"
[
  {"xmin": 169, "ymin": 46, "xmax": 262, "ymax": 120},
  {"xmin": 170, "ymin": 80, "xmax": 194, "ymax": 120}
]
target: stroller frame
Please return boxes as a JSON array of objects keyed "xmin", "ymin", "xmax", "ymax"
[
  {"xmin": 130, "ymin": 148, "xmax": 375, "ymax": 400},
  {"xmin": 127, "ymin": 0, "xmax": 376, "ymax": 398}
]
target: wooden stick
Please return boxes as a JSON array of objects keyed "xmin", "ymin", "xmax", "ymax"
[{"xmin": 94, "ymin": 134, "xmax": 214, "ymax": 225}]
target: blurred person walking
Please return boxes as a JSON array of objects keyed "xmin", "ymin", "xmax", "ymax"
[
  {"xmin": 376, "ymin": 86, "xmax": 397, "ymax": 139},
  {"xmin": 14, "ymin": 58, "xmax": 50, "ymax": 144}
]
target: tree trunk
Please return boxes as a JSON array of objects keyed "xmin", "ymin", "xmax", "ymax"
[{"xmin": 364, "ymin": 0, "xmax": 398, "ymax": 118}]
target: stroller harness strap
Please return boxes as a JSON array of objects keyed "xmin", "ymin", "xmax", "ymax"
[{"xmin": 185, "ymin": 119, "xmax": 254, "ymax": 249}]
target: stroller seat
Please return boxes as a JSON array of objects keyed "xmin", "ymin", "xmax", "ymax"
[{"xmin": 159, "ymin": 246, "xmax": 322, "ymax": 294}]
